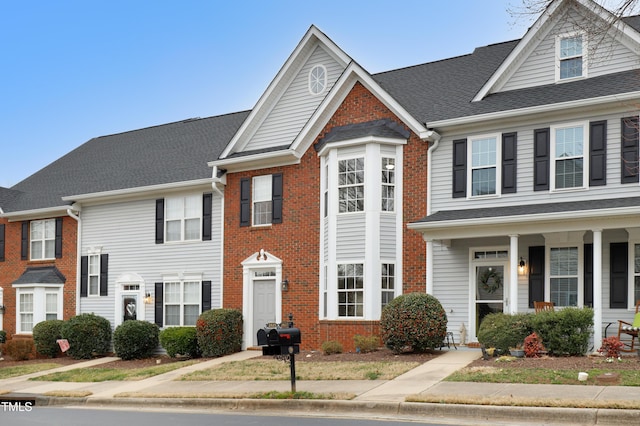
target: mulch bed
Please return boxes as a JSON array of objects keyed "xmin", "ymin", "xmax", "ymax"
[{"xmin": 467, "ymin": 353, "xmax": 640, "ymax": 370}]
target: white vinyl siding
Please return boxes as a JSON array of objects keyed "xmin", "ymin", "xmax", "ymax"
[{"xmin": 79, "ymin": 192, "xmax": 223, "ymax": 328}]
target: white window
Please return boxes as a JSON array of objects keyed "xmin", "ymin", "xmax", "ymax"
[
  {"xmin": 633, "ymin": 244, "xmax": 640, "ymax": 305},
  {"xmin": 557, "ymin": 34, "xmax": 584, "ymax": 80},
  {"xmin": 165, "ymin": 195, "xmax": 201, "ymax": 242},
  {"xmin": 469, "ymin": 135, "xmax": 500, "ymax": 197},
  {"xmin": 88, "ymin": 254, "xmax": 100, "ymax": 296},
  {"xmin": 30, "ymin": 219, "xmax": 55, "ymax": 260},
  {"xmin": 15, "ymin": 286, "xmax": 62, "ymax": 333},
  {"xmin": 381, "ymin": 263, "xmax": 395, "ymax": 308},
  {"xmin": 308, "ymin": 64, "xmax": 327, "ymax": 95},
  {"xmin": 551, "ymin": 123, "xmax": 587, "ymax": 190},
  {"xmin": 549, "ymin": 247, "xmax": 579, "ymax": 307},
  {"xmin": 253, "ymin": 175, "xmax": 273, "ymax": 225},
  {"xmin": 338, "ymin": 158, "xmax": 365, "ymax": 213},
  {"xmin": 19, "ymin": 292, "xmax": 34, "ymax": 333},
  {"xmin": 381, "ymin": 158, "xmax": 395, "ymax": 212},
  {"xmin": 164, "ymin": 280, "xmax": 201, "ymax": 326},
  {"xmin": 337, "ymin": 263, "xmax": 364, "ymax": 317},
  {"xmin": 45, "ymin": 292, "xmax": 58, "ymax": 321}
]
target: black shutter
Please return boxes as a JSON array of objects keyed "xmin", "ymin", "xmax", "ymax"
[
  {"xmin": 55, "ymin": 217, "xmax": 63, "ymax": 258},
  {"xmin": 0, "ymin": 224, "xmax": 4, "ymax": 262},
  {"xmin": 155, "ymin": 199, "xmax": 164, "ymax": 244},
  {"xmin": 21, "ymin": 221, "xmax": 28, "ymax": 260},
  {"xmin": 452, "ymin": 139, "xmax": 467, "ymax": 198},
  {"xmin": 584, "ymin": 244, "xmax": 593, "ymax": 308},
  {"xmin": 240, "ymin": 178, "xmax": 251, "ymax": 227},
  {"xmin": 533, "ymin": 128, "xmax": 550, "ymax": 191},
  {"xmin": 272, "ymin": 173, "xmax": 283, "ymax": 224},
  {"xmin": 528, "ymin": 246, "xmax": 545, "ymax": 308},
  {"xmin": 502, "ymin": 132, "xmax": 517, "ymax": 194},
  {"xmin": 99, "ymin": 254, "xmax": 109, "ymax": 296},
  {"xmin": 155, "ymin": 282, "xmax": 164, "ymax": 327},
  {"xmin": 80, "ymin": 256, "xmax": 88, "ymax": 297},
  {"xmin": 610, "ymin": 242, "xmax": 628, "ymax": 309},
  {"xmin": 589, "ymin": 120, "xmax": 607, "ymax": 186},
  {"xmin": 202, "ymin": 193, "xmax": 212, "ymax": 241},
  {"xmin": 621, "ymin": 117, "xmax": 639, "ymax": 184},
  {"xmin": 202, "ymin": 280, "xmax": 212, "ymax": 312}
]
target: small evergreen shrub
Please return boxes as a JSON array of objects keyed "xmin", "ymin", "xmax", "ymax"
[
  {"xmin": 33, "ymin": 319, "xmax": 64, "ymax": 358},
  {"xmin": 160, "ymin": 327, "xmax": 200, "ymax": 358},
  {"xmin": 196, "ymin": 308, "xmax": 243, "ymax": 357},
  {"xmin": 113, "ymin": 320, "xmax": 159, "ymax": 360},
  {"xmin": 321, "ymin": 340, "xmax": 343, "ymax": 355},
  {"xmin": 477, "ymin": 312, "xmax": 533, "ymax": 354},
  {"xmin": 61, "ymin": 313, "xmax": 112, "ymax": 359},
  {"xmin": 3, "ymin": 338, "xmax": 35, "ymax": 361},
  {"xmin": 354, "ymin": 335, "xmax": 379, "ymax": 353},
  {"xmin": 380, "ymin": 292, "xmax": 448, "ymax": 354},
  {"xmin": 0, "ymin": 330, "xmax": 6, "ymax": 343},
  {"xmin": 530, "ymin": 307, "xmax": 592, "ymax": 356}
]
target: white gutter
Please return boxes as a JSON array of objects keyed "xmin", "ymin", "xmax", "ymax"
[
  {"xmin": 66, "ymin": 205, "xmax": 81, "ymax": 316},
  {"xmin": 1, "ymin": 205, "xmax": 71, "ymax": 221},
  {"xmin": 425, "ymin": 130, "xmax": 441, "ymax": 216},
  {"xmin": 210, "ymin": 165, "xmax": 225, "ymax": 309},
  {"xmin": 62, "ymin": 179, "xmax": 213, "ymax": 203}
]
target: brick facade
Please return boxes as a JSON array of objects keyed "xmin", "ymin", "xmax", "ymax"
[
  {"xmin": 223, "ymin": 82, "xmax": 428, "ymax": 351},
  {"xmin": 0, "ymin": 216, "xmax": 77, "ymax": 338}
]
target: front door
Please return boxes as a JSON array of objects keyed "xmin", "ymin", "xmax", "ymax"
[
  {"xmin": 253, "ymin": 280, "xmax": 276, "ymax": 345},
  {"xmin": 122, "ymin": 294, "xmax": 138, "ymax": 322},
  {"xmin": 474, "ymin": 264, "xmax": 506, "ymax": 335}
]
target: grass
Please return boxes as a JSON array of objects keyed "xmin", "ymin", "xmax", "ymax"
[
  {"xmin": 114, "ymin": 391, "xmax": 355, "ymax": 400},
  {"xmin": 29, "ymin": 360, "xmax": 198, "ymax": 382},
  {"xmin": 0, "ymin": 363, "xmax": 62, "ymax": 379},
  {"xmin": 407, "ymin": 394, "xmax": 640, "ymax": 410},
  {"xmin": 180, "ymin": 359, "xmax": 419, "ymax": 381},
  {"xmin": 446, "ymin": 365, "xmax": 640, "ymax": 386}
]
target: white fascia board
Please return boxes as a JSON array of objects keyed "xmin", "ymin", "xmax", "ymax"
[
  {"xmin": 290, "ymin": 62, "xmax": 429, "ymax": 157},
  {"xmin": 0, "ymin": 206, "xmax": 71, "ymax": 222},
  {"xmin": 61, "ymin": 179, "xmax": 213, "ymax": 205},
  {"xmin": 430, "ymin": 91, "xmax": 640, "ymax": 129},
  {"xmin": 209, "ymin": 149, "xmax": 301, "ymax": 173},
  {"xmin": 219, "ymin": 26, "xmax": 351, "ymax": 159}
]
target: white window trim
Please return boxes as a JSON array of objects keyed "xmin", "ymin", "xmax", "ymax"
[
  {"xmin": 627, "ymin": 229, "xmax": 640, "ymax": 310},
  {"xmin": 555, "ymin": 32, "xmax": 587, "ymax": 82},
  {"xmin": 30, "ymin": 219, "xmax": 56, "ymax": 261},
  {"xmin": 162, "ymin": 274, "xmax": 202, "ymax": 327},
  {"xmin": 337, "ymin": 156, "xmax": 365, "ymax": 214},
  {"xmin": 545, "ymin": 244, "xmax": 583, "ymax": 308},
  {"xmin": 381, "ymin": 157, "xmax": 396, "ymax": 212},
  {"xmin": 164, "ymin": 194, "xmax": 202, "ymax": 243},
  {"xmin": 308, "ymin": 64, "xmax": 327, "ymax": 95},
  {"xmin": 13, "ymin": 284, "xmax": 64, "ymax": 334},
  {"xmin": 467, "ymin": 133, "xmax": 501, "ymax": 198},
  {"xmin": 252, "ymin": 175, "xmax": 273, "ymax": 227},
  {"xmin": 337, "ymin": 261, "xmax": 365, "ymax": 319},
  {"xmin": 550, "ymin": 121, "xmax": 589, "ymax": 192},
  {"xmin": 87, "ymin": 247, "xmax": 102, "ymax": 297}
]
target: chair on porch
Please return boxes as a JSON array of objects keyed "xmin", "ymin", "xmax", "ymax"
[
  {"xmin": 617, "ymin": 300, "xmax": 640, "ymax": 352},
  {"xmin": 534, "ymin": 301, "xmax": 554, "ymax": 313}
]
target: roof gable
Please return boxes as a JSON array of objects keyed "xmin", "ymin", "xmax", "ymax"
[{"xmin": 474, "ymin": 0, "xmax": 640, "ymax": 101}]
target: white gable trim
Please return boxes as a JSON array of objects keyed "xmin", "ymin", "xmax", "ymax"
[
  {"xmin": 219, "ymin": 26, "xmax": 351, "ymax": 160},
  {"xmin": 473, "ymin": 0, "xmax": 640, "ymax": 101}
]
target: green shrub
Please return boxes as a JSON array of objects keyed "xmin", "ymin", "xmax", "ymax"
[
  {"xmin": 113, "ymin": 320, "xmax": 159, "ymax": 360},
  {"xmin": 61, "ymin": 313, "xmax": 112, "ymax": 359},
  {"xmin": 354, "ymin": 335, "xmax": 379, "ymax": 353},
  {"xmin": 196, "ymin": 308, "xmax": 243, "ymax": 357},
  {"xmin": 3, "ymin": 338, "xmax": 35, "ymax": 360},
  {"xmin": 380, "ymin": 292, "xmax": 448, "ymax": 354},
  {"xmin": 0, "ymin": 330, "xmax": 6, "ymax": 343},
  {"xmin": 321, "ymin": 340, "xmax": 343, "ymax": 355},
  {"xmin": 530, "ymin": 307, "xmax": 592, "ymax": 356},
  {"xmin": 160, "ymin": 327, "xmax": 200, "ymax": 358},
  {"xmin": 477, "ymin": 312, "xmax": 533, "ymax": 354},
  {"xmin": 32, "ymin": 319, "xmax": 64, "ymax": 358}
]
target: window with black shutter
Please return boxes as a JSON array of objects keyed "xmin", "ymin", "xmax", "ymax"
[
  {"xmin": 452, "ymin": 139, "xmax": 467, "ymax": 198},
  {"xmin": 621, "ymin": 116, "xmax": 639, "ymax": 184},
  {"xmin": 589, "ymin": 120, "xmax": 606, "ymax": 187},
  {"xmin": 502, "ymin": 132, "xmax": 517, "ymax": 194},
  {"xmin": 533, "ymin": 128, "xmax": 550, "ymax": 191}
]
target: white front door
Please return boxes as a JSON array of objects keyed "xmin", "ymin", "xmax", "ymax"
[
  {"xmin": 470, "ymin": 248, "xmax": 509, "ymax": 340},
  {"xmin": 253, "ymin": 280, "xmax": 276, "ymax": 345}
]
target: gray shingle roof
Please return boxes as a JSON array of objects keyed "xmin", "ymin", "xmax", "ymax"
[
  {"xmin": 314, "ymin": 118, "xmax": 410, "ymax": 152},
  {"xmin": 12, "ymin": 266, "xmax": 66, "ymax": 285},
  {"xmin": 5, "ymin": 112, "xmax": 249, "ymax": 212}
]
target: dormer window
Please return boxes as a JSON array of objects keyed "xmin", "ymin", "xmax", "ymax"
[{"xmin": 557, "ymin": 34, "xmax": 585, "ymax": 81}]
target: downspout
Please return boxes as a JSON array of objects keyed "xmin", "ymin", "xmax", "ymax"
[
  {"xmin": 211, "ymin": 166, "xmax": 224, "ymax": 309},
  {"xmin": 67, "ymin": 206, "xmax": 81, "ymax": 315},
  {"xmin": 425, "ymin": 130, "xmax": 441, "ymax": 295}
]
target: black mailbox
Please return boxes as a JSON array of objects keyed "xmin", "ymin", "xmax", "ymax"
[{"xmin": 257, "ymin": 326, "xmax": 301, "ymax": 356}]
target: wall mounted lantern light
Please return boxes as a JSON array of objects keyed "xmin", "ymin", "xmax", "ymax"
[
  {"xmin": 0, "ymin": 304, "xmax": 5, "ymax": 315},
  {"xmin": 281, "ymin": 279, "xmax": 289, "ymax": 292},
  {"xmin": 518, "ymin": 257, "xmax": 527, "ymax": 275},
  {"xmin": 144, "ymin": 293, "xmax": 153, "ymax": 305}
]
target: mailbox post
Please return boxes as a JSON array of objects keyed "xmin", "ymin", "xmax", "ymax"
[{"xmin": 256, "ymin": 313, "xmax": 301, "ymax": 392}]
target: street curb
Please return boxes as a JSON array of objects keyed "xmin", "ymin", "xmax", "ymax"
[{"xmin": 38, "ymin": 396, "xmax": 640, "ymax": 424}]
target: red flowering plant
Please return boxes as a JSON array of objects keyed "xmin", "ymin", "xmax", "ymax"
[
  {"xmin": 523, "ymin": 332, "xmax": 545, "ymax": 358},
  {"xmin": 598, "ymin": 336, "xmax": 625, "ymax": 361}
]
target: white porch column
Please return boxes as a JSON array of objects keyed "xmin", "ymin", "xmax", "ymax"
[
  {"xmin": 592, "ymin": 229, "xmax": 603, "ymax": 352},
  {"xmin": 509, "ymin": 235, "xmax": 519, "ymax": 315},
  {"xmin": 426, "ymin": 239, "xmax": 434, "ymax": 295}
]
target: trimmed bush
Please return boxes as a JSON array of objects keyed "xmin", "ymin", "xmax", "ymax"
[
  {"xmin": 61, "ymin": 313, "xmax": 112, "ymax": 359},
  {"xmin": 477, "ymin": 312, "xmax": 533, "ymax": 354},
  {"xmin": 321, "ymin": 340, "xmax": 343, "ymax": 355},
  {"xmin": 160, "ymin": 327, "xmax": 200, "ymax": 358},
  {"xmin": 33, "ymin": 319, "xmax": 64, "ymax": 358},
  {"xmin": 380, "ymin": 292, "xmax": 448, "ymax": 354},
  {"xmin": 354, "ymin": 335, "xmax": 379, "ymax": 353},
  {"xmin": 196, "ymin": 308, "xmax": 243, "ymax": 357},
  {"xmin": 113, "ymin": 320, "xmax": 159, "ymax": 360},
  {"xmin": 0, "ymin": 330, "xmax": 6, "ymax": 343},
  {"xmin": 3, "ymin": 338, "xmax": 35, "ymax": 361},
  {"xmin": 530, "ymin": 307, "xmax": 592, "ymax": 356}
]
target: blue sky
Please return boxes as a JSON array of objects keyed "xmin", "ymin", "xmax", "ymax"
[{"xmin": 0, "ymin": 1, "xmax": 536, "ymax": 187}]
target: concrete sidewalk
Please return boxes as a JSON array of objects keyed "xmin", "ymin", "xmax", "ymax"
[{"xmin": 2, "ymin": 348, "xmax": 640, "ymax": 425}]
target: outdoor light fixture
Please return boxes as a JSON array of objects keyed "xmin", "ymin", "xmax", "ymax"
[
  {"xmin": 144, "ymin": 293, "xmax": 153, "ymax": 305},
  {"xmin": 0, "ymin": 304, "xmax": 5, "ymax": 315},
  {"xmin": 281, "ymin": 279, "xmax": 289, "ymax": 292},
  {"xmin": 518, "ymin": 257, "xmax": 526, "ymax": 275}
]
